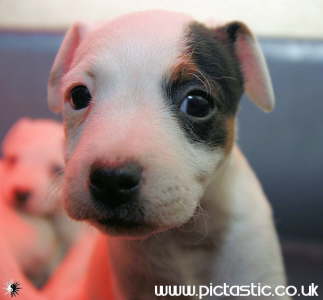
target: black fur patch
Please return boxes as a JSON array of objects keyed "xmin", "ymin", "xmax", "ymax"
[{"xmin": 163, "ymin": 22, "xmax": 244, "ymax": 148}]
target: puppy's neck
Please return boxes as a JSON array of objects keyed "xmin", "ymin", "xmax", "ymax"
[{"xmin": 106, "ymin": 150, "xmax": 235, "ymax": 299}]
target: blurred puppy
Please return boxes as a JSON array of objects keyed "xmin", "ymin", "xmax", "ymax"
[
  {"xmin": 0, "ymin": 119, "xmax": 83, "ymax": 286},
  {"xmin": 0, "ymin": 158, "xmax": 57, "ymax": 286},
  {"xmin": 1, "ymin": 118, "xmax": 64, "ymax": 214},
  {"xmin": 48, "ymin": 10, "xmax": 289, "ymax": 300}
]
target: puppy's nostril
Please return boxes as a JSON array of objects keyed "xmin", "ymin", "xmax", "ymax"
[
  {"xmin": 116, "ymin": 164, "xmax": 141, "ymax": 192},
  {"xmin": 90, "ymin": 169, "xmax": 109, "ymax": 190},
  {"xmin": 14, "ymin": 189, "xmax": 31, "ymax": 206},
  {"xmin": 89, "ymin": 162, "xmax": 142, "ymax": 208}
]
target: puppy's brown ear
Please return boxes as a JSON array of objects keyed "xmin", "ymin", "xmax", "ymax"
[
  {"xmin": 215, "ymin": 22, "xmax": 275, "ymax": 112},
  {"xmin": 48, "ymin": 22, "xmax": 89, "ymax": 113}
]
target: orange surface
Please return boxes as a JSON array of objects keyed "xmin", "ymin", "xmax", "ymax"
[{"xmin": 0, "ymin": 219, "xmax": 115, "ymax": 300}]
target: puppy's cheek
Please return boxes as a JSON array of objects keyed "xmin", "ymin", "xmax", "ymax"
[
  {"xmin": 64, "ymin": 130, "xmax": 82, "ymax": 163},
  {"xmin": 2, "ymin": 185, "xmax": 13, "ymax": 205},
  {"xmin": 62, "ymin": 153, "xmax": 110, "ymax": 221},
  {"xmin": 22, "ymin": 175, "xmax": 50, "ymax": 211},
  {"xmin": 142, "ymin": 176, "xmax": 203, "ymax": 228},
  {"xmin": 144, "ymin": 191, "xmax": 201, "ymax": 228},
  {"xmin": 63, "ymin": 112, "xmax": 86, "ymax": 162},
  {"xmin": 188, "ymin": 145, "xmax": 225, "ymax": 188},
  {"xmin": 0, "ymin": 179, "xmax": 9, "ymax": 197},
  {"xmin": 63, "ymin": 180, "xmax": 92, "ymax": 220},
  {"xmin": 62, "ymin": 154, "xmax": 92, "ymax": 220},
  {"xmin": 3, "ymin": 176, "xmax": 21, "ymax": 205},
  {"xmin": 139, "ymin": 143, "xmax": 223, "ymax": 229}
]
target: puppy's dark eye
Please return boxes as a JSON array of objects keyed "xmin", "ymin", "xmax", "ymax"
[
  {"xmin": 50, "ymin": 163, "xmax": 64, "ymax": 176},
  {"xmin": 70, "ymin": 85, "xmax": 92, "ymax": 110},
  {"xmin": 180, "ymin": 92, "xmax": 214, "ymax": 118}
]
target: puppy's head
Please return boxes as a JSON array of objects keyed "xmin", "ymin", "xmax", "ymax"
[
  {"xmin": 1, "ymin": 118, "xmax": 64, "ymax": 215},
  {"xmin": 48, "ymin": 10, "xmax": 274, "ymax": 237}
]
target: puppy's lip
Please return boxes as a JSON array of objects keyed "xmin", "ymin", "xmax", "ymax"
[
  {"xmin": 97, "ymin": 217, "xmax": 143, "ymax": 229},
  {"xmin": 90, "ymin": 218, "xmax": 156, "ymax": 238}
]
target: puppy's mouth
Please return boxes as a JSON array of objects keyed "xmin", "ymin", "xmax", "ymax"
[
  {"xmin": 90, "ymin": 216, "xmax": 156, "ymax": 238},
  {"xmin": 97, "ymin": 216, "xmax": 142, "ymax": 228},
  {"xmin": 91, "ymin": 217, "xmax": 155, "ymax": 238},
  {"xmin": 85, "ymin": 201, "xmax": 157, "ymax": 237}
]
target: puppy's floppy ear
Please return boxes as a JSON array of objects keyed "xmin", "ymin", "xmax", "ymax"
[
  {"xmin": 48, "ymin": 22, "xmax": 89, "ymax": 113},
  {"xmin": 215, "ymin": 21, "xmax": 275, "ymax": 112}
]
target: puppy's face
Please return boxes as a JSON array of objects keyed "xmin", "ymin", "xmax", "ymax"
[
  {"xmin": 1, "ymin": 119, "xmax": 64, "ymax": 215},
  {"xmin": 48, "ymin": 11, "xmax": 274, "ymax": 237}
]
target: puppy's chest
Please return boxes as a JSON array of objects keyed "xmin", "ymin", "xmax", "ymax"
[
  {"xmin": 110, "ymin": 235, "xmax": 217, "ymax": 300},
  {"xmin": 157, "ymin": 241, "xmax": 217, "ymax": 285}
]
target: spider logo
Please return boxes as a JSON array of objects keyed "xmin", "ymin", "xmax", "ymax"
[{"xmin": 3, "ymin": 281, "xmax": 21, "ymax": 297}]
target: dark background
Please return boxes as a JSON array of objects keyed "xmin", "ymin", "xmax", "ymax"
[{"xmin": 0, "ymin": 32, "xmax": 322, "ymax": 297}]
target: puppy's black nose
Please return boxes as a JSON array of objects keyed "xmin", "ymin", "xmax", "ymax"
[
  {"xmin": 89, "ymin": 162, "xmax": 142, "ymax": 208},
  {"xmin": 14, "ymin": 189, "xmax": 31, "ymax": 208}
]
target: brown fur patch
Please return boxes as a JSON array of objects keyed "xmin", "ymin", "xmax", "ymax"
[
  {"xmin": 224, "ymin": 117, "xmax": 235, "ymax": 154},
  {"xmin": 168, "ymin": 54, "xmax": 220, "ymax": 98},
  {"xmin": 168, "ymin": 54, "xmax": 199, "ymax": 83}
]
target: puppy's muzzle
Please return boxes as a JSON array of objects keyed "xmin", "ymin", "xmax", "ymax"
[
  {"xmin": 14, "ymin": 188, "xmax": 32, "ymax": 209},
  {"xmin": 89, "ymin": 162, "xmax": 142, "ymax": 209}
]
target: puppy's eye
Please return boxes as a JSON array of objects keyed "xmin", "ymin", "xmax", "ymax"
[
  {"xmin": 180, "ymin": 91, "xmax": 214, "ymax": 118},
  {"xmin": 5, "ymin": 155, "xmax": 18, "ymax": 168},
  {"xmin": 50, "ymin": 163, "xmax": 64, "ymax": 176},
  {"xmin": 69, "ymin": 85, "xmax": 92, "ymax": 110}
]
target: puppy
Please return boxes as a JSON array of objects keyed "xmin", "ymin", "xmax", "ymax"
[
  {"xmin": 1, "ymin": 118, "xmax": 64, "ymax": 214},
  {"xmin": 1, "ymin": 118, "xmax": 83, "ymax": 286},
  {"xmin": 0, "ymin": 158, "xmax": 57, "ymax": 287},
  {"xmin": 48, "ymin": 10, "xmax": 289, "ymax": 299}
]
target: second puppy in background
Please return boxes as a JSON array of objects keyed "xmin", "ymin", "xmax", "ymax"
[{"xmin": 0, "ymin": 118, "xmax": 85, "ymax": 286}]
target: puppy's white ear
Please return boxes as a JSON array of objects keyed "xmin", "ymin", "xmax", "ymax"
[
  {"xmin": 48, "ymin": 22, "xmax": 89, "ymax": 113},
  {"xmin": 215, "ymin": 22, "xmax": 275, "ymax": 112}
]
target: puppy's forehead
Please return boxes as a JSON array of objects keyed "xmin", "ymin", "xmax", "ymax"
[{"xmin": 76, "ymin": 11, "xmax": 193, "ymax": 74}]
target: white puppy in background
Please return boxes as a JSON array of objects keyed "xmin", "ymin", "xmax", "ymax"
[
  {"xmin": 0, "ymin": 118, "xmax": 84, "ymax": 286},
  {"xmin": 0, "ymin": 156, "xmax": 58, "ymax": 287},
  {"xmin": 1, "ymin": 118, "xmax": 64, "ymax": 214}
]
